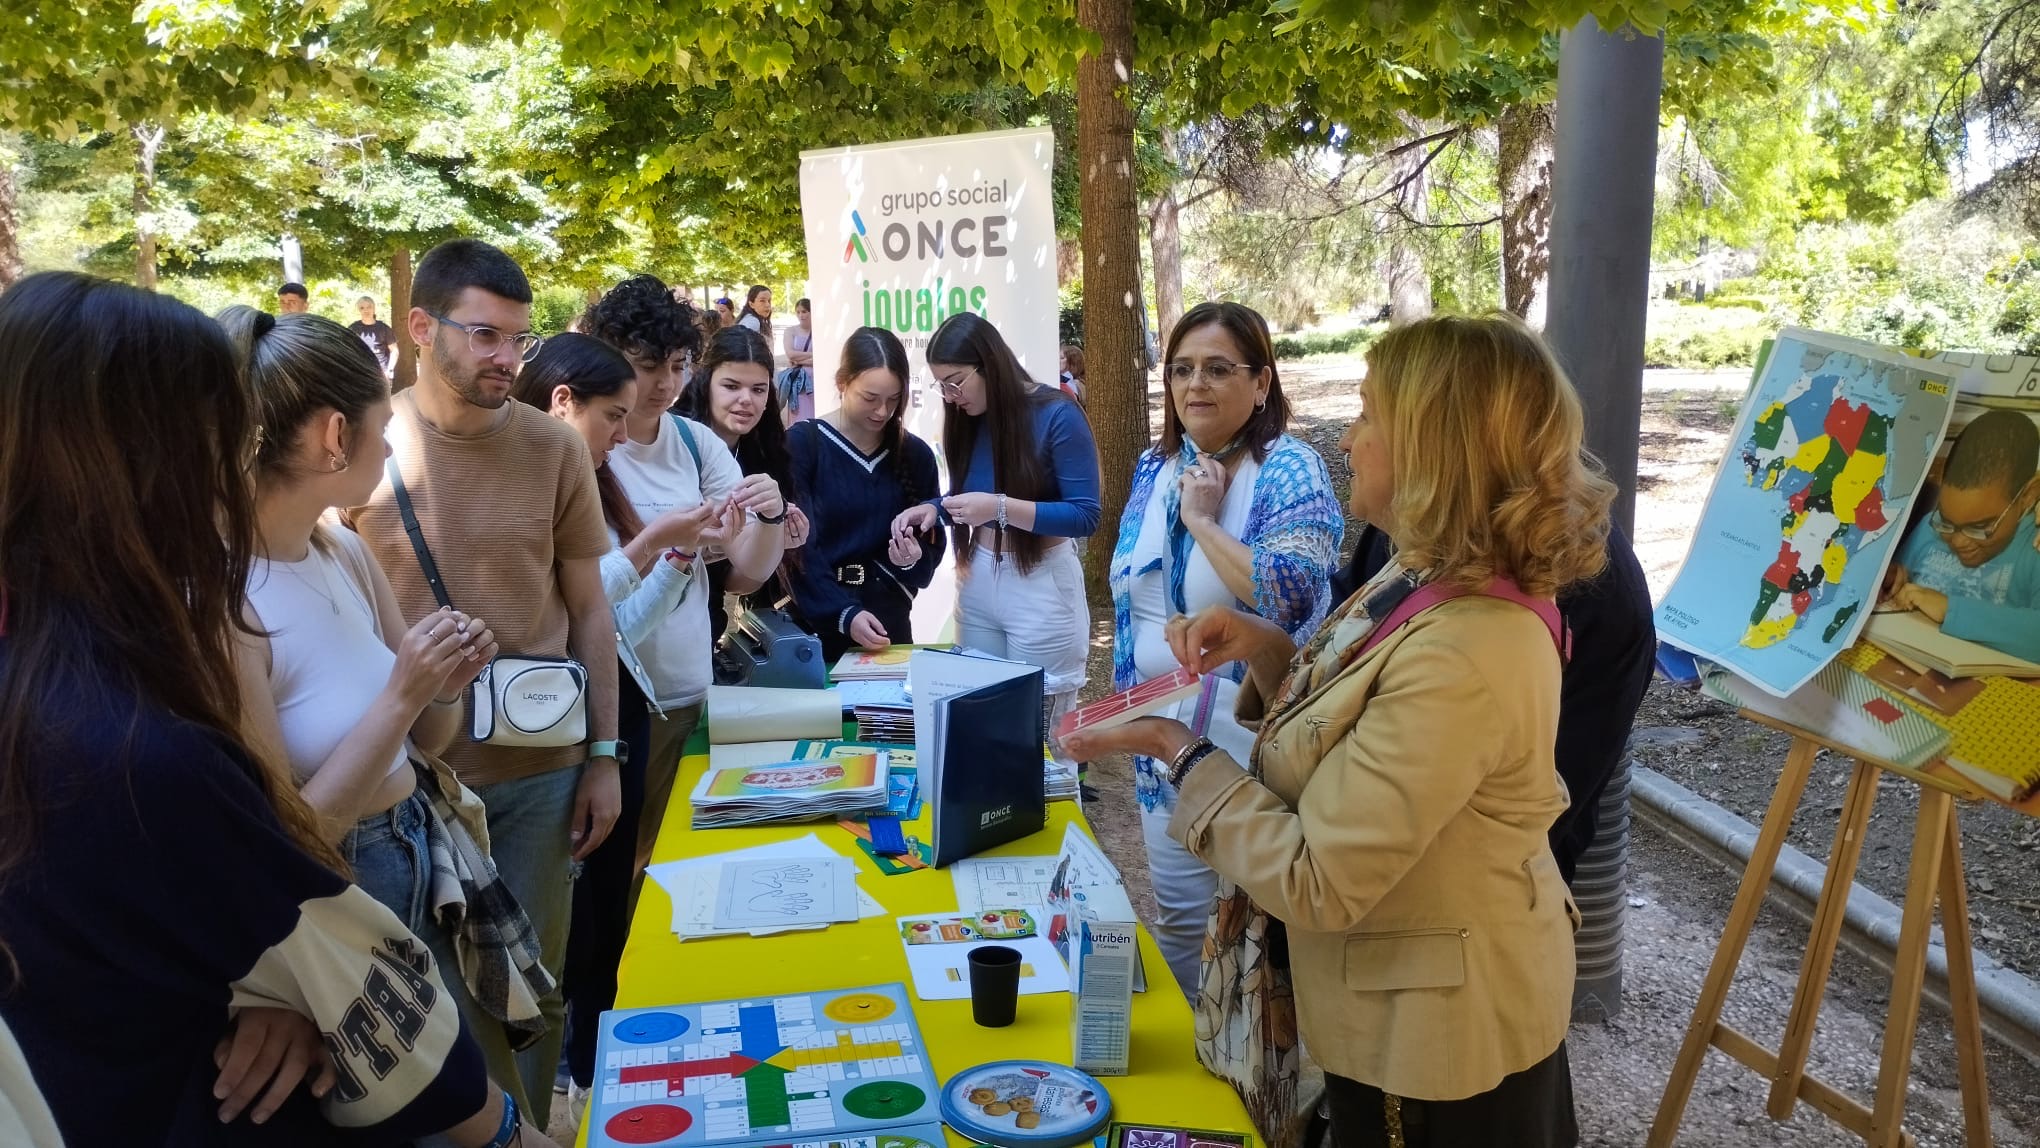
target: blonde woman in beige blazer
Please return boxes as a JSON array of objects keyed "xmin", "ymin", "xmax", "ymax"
[{"xmin": 1065, "ymin": 314, "xmax": 1616, "ymax": 1148}]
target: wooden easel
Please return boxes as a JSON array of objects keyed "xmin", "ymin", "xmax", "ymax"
[{"xmin": 1648, "ymin": 715, "xmax": 1994, "ymax": 1147}]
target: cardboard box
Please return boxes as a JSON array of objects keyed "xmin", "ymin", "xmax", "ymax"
[{"xmin": 1046, "ymin": 826, "xmax": 1138, "ymax": 1075}]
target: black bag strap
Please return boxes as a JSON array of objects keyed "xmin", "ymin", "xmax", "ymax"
[{"xmin": 385, "ymin": 457, "xmax": 456, "ymax": 612}]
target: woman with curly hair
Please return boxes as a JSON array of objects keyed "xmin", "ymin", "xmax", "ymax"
[{"xmin": 1065, "ymin": 314, "xmax": 1614, "ymax": 1148}]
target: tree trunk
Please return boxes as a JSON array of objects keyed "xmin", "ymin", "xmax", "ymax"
[
  {"xmin": 1385, "ymin": 129, "xmax": 1431, "ymax": 325},
  {"xmin": 390, "ymin": 248, "xmax": 417, "ymax": 391},
  {"xmin": 1077, "ymin": 0, "xmax": 1141, "ymax": 602},
  {"xmin": 1499, "ymin": 102, "xmax": 1556, "ymax": 328},
  {"xmin": 0, "ymin": 144, "xmax": 22, "ymax": 291},
  {"xmin": 132, "ymin": 124, "xmax": 165, "ymax": 290},
  {"xmin": 1148, "ymin": 189, "xmax": 1184, "ymax": 344},
  {"xmin": 1148, "ymin": 128, "xmax": 1186, "ymax": 341}
]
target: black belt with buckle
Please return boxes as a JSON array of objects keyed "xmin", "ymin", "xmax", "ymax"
[{"xmin": 835, "ymin": 563, "xmax": 868, "ymax": 586}]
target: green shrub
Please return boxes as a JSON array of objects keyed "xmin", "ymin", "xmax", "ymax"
[
  {"xmin": 1271, "ymin": 325, "xmax": 1383, "ymax": 359},
  {"xmin": 531, "ymin": 285, "xmax": 586, "ymax": 336},
  {"xmin": 1643, "ymin": 301, "xmax": 1771, "ymax": 368}
]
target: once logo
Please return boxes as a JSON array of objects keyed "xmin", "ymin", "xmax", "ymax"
[
  {"xmin": 978, "ymin": 804, "xmax": 1013, "ymax": 829},
  {"xmin": 843, "ymin": 211, "xmax": 871, "ymax": 264}
]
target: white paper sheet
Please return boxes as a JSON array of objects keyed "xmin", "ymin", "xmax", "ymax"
[
  {"xmin": 895, "ymin": 918, "xmax": 1070, "ymax": 1001},
  {"xmin": 950, "ymin": 855, "xmax": 1061, "ymax": 915},
  {"xmin": 712, "ymin": 857, "xmax": 860, "ymax": 929},
  {"xmin": 646, "ymin": 833, "xmax": 884, "ymax": 940}
]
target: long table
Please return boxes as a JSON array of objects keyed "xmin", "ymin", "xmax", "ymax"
[{"xmin": 583, "ymin": 734, "xmax": 1255, "ymax": 1145}]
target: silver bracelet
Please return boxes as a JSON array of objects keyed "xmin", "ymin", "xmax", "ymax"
[{"xmin": 996, "ymin": 493, "xmax": 1008, "ymax": 531}]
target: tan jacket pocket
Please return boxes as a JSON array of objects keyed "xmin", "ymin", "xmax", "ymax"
[{"xmin": 1343, "ymin": 927, "xmax": 1468, "ymax": 991}]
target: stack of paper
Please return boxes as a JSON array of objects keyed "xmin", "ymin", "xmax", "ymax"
[
  {"xmin": 689, "ymin": 752, "xmax": 891, "ymax": 828},
  {"xmin": 644, "ymin": 834, "xmax": 885, "ymax": 940},
  {"xmin": 831, "ymin": 647, "xmax": 916, "ymax": 680},
  {"xmin": 854, "ymin": 704, "xmax": 916, "ymax": 742}
]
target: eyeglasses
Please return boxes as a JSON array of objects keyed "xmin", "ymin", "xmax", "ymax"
[
  {"xmin": 427, "ymin": 311, "xmax": 543, "ymax": 363},
  {"xmin": 1928, "ymin": 486, "xmax": 2032, "ymax": 542},
  {"xmin": 936, "ymin": 367, "xmax": 979, "ymax": 398},
  {"xmin": 1168, "ymin": 359, "xmax": 1256, "ymax": 386}
]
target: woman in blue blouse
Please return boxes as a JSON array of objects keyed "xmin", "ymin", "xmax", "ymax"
[
  {"xmin": 1108, "ymin": 300, "xmax": 1343, "ymax": 997},
  {"xmin": 786, "ymin": 327, "xmax": 947, "ymax": 660},
  {"xmin": 892, "ymin": 313, "xmax": 1102, "ymax": 740}
]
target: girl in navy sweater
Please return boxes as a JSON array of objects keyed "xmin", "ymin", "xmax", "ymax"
[{"xmin": 785, "ymin": 327, "xmax": 947, "ymax": 660}]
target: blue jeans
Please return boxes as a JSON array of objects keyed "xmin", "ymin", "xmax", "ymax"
[
  {"xmin": 472, "ymin": 763, "xmax": 583, "ymax": 1131},
  {"xmin": 343, "ymin": 792, "xmax": 527, "ymax": 1125}
]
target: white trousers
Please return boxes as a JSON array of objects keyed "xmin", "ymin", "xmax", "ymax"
[{"xmin": 955, "ymin": 540, "xmax": 1090, "ymax": 746}]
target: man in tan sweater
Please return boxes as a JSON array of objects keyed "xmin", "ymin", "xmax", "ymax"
[{"xmin": 347, "ymin": 239, "xmax": 618, "ymax": 1128}]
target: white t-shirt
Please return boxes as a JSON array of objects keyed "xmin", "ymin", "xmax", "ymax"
[
  {"xmin": 245, "ymin": 530, "xmax": 410, "ymax": 784},
  {"xmin": 604, "ymin": 415, "xmax": 745, "ymax": 707},
  {"xmin": 1127, "ymin": 452, "xmax": 1263, "ymax": 763}
]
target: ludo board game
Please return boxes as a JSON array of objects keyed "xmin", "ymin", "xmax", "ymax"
[{"xmin": 591, "ymin": 983, "xmax": 945, "ymax": 1148}]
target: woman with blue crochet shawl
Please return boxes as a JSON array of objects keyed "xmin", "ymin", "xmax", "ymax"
[{"xmin": 1107, "ymin": 301, "xmax": 1343, "ymax": 997}]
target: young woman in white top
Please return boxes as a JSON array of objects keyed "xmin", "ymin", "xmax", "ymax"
[
  {"xmin": 582, "ymin": 276, "xmax": 788, "ymax": 865},
  {"xmin": 778, "ymin": 297, "xmax": 816, "ymax": 423},
  {"xmin": 511, "ymin": 331, "xmax": 736, "ymax": 1098},
  {"xmin": 216, "ymin": 306, "xmax": 557, "ymax": 1117}
]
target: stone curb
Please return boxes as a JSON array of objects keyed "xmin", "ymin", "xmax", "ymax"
[{"xmin": 1631, "ymin": 765, "xmax": 2040, "ymax": 1065}]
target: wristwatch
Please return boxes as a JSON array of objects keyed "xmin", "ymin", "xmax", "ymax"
[{"xmin": 588, "ymin": 739, "xmax": 630, "ymax": 766}]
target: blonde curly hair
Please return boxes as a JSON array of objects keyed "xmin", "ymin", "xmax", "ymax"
[{"xmin": 1365, "ymin": 313, "xmax": 1615, "ymax": 597}]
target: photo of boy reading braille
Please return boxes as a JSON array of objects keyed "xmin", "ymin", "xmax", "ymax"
[{"xmin": 1880, "ymin": 409, "xmax": 2040, "ymax": 664}]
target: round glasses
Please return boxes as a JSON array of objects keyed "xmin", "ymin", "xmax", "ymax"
[{"xmin": 427, "ymin": 310, "xmax": 543, "ymax": 363}]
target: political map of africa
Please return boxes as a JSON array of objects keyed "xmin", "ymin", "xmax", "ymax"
[{"xmin": 1656, "ymin": 330, "xmax": 1956, "ymax": 697}]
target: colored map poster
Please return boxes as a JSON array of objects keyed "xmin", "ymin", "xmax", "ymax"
[{"xmin": 1656, "ymin": 330, "xmax": 1957, "ymax": 697}]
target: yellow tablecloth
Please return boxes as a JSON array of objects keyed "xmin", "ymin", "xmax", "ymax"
[{"xmin": 582, "ymin": 743, "xmax": 1254, "ymax": 1145}]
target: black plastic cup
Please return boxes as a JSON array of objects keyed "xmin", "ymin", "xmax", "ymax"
[{"xmin": 967, "ymin": 945, "xmax": 1022, "ymax": 1027}]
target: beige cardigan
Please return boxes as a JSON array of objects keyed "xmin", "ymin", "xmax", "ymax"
[{"xmin": 1171, "ymin": 595, "xmax": 1576, "ymax": 1101}]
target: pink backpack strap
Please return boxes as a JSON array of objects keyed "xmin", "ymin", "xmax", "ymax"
[{"xmin": 1354, "ymin": 577, "xmax": 1570, "ymax": 663}]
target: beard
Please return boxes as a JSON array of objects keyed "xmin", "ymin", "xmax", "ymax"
[{"xmin": 431, "ymin": 335, "xmax": 512, "ymax": 410}]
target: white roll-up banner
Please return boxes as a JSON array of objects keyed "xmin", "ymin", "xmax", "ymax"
[{"xmin": 799, "ymin": 127, "xmax": 1058, "ymax": 444}]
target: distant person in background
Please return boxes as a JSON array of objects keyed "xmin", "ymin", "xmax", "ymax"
[
  {"xmin": 277, "ymin": 281, "xmax": 309, "ymax": 314},
  {"xmin": 786, "ymin": 327, "xmax": 946, "ymax": 661},
  {"xmin": 1883, "ymin": 408, "xmax": 2040, "ymax": 664},
  {"xmin": 714, "ymin": 297, "xmax": 737, "ymax": 328},
  {"xmin": 349, "ymin": 295, "xmax": 398, "ymax": 378},
  {"xmin": 779, "ymin": 297, "xmax": 816, "ymax": 424},
  {"xmin": 737, "ymin": 285, "xmax": 774, "ymax": 341},
  {"xmin": 1059, "ymin": 344, "xmax": 1087, "ymax": 404}
]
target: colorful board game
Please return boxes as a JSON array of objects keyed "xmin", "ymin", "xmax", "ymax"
[{"xmin": 591, "ymin": 984, "xmax": 942, "ymax": 1148}]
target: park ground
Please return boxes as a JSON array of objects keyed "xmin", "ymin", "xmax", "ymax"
[{"xmin": 559, "ymin": 358, "xmax": 2040, "ymax": 1144}]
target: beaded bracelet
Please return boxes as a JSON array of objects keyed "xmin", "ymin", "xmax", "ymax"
[{"xmin": 1167, "ymin": 736, "xmax": 1218, "ymax": 787}]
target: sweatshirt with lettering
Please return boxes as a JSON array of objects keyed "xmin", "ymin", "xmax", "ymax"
[{"xmin": 0, "ymin": 640, "xmax": 489, "ymax": 1145}]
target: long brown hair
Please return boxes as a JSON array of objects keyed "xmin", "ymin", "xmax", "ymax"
[
  {"xmin": 929, "ymin": 312, "xmax": 1081, "ymax": 573},
  {"xmin": 513, "ymin": 332, "xmax": 647, "ymax": 542},
  {"xmin": 0, "ymin": 273, "xmax": 345, "ymax": 900}
]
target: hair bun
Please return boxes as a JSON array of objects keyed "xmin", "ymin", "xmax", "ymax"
[{"xmin": 253, "ymin": 311, "xmax": 277, "ymax": 338}]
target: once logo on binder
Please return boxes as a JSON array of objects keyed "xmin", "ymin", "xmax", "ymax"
[{"xmin": 979, "ymin": 804, "xmax": 1013, "ymax": 830}]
